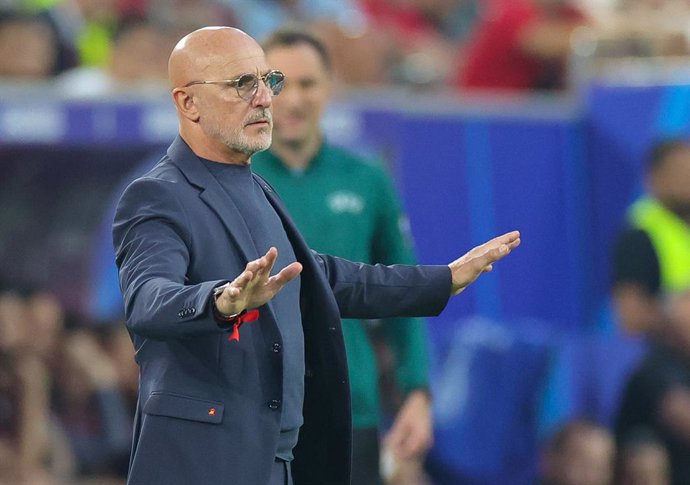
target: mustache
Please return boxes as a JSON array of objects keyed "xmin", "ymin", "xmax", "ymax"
[{"xmin": 245, "ymin": 110, "xmax": 272, "ymax": 125}]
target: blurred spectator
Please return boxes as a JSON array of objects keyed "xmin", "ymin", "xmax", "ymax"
[
  {"xmin": 538, "ymin": 419, "xmax": 615, "ymax": 485},
  {"xmin": 98, "ymin": 324, "xmax": 138, "ymax": 411},
  {"xmin": 611, "ymin": 139, "xmax": 690, "ymax": 336},
  {"xmin": 215, "ymin": 0, "xmax": 467, "ymax": 87},
  {"xmin": 356, "ymin": 0, "xmax": 471, "ymax": 87},
  {"xmin": 51, "ymin": 327, "xmax": 132, "ymax": 479},
  {"xmin": 147, "ymin": 0, "xmax": 235, "ymax": 38},
  {"xmin": 0, "ymin": 283, "xmax": 134, "ymax": 484},
  {"xmin": 55, "ymin": 17, "xmax": 175, "ymax": 97},
  {"xmin": 25, "ymin": 290, "xmax": 65, "ymax": 366},
  {"xmin": 456, "ymin": 0, "xmax": 589, "ymax": 92},
  {"xmin": 412, "ymin": 0, "xmax": 479, "ymax": 42},
  {"xmin": 220, "ymin": 0, "xmax": 361, "ymax": 42},
  {"xmin": 309, "ymin": 17, "xmax": 397, "ymax": 86},
  {"xmin": 0, "ymin": 11, "xmax": 60, "ymax": 79},
  {"xmin": 0, "ymin": 288, "xmax": 61, "ymax": 485},
  {"xmin": 615, "ymin": 290, "xmax": 690, "ymax": 485},
  {"xmin": 592, "ymin": 0, "xmax": 690, "ymax": 57},
  {"xmin": 107, "ymin": 17, "xmax": 171, "ymax": 82},
  {"xmin": 28, "ymin": 0, "xmax": 234, "ymax": 74},
  {"xmin": 53, "ymin": 0, "xmax": 242, "ymax": 98},
  {"xmin": 615, "ymin": 427, "xmax": 670, "ymax": 485},
  {"xmin": 217, "ymin": 0, "xmax": 395, "ymax": 86},
  {"xmin": 41, "ymin": 0, "xmax": 119, "ymax": 68}
]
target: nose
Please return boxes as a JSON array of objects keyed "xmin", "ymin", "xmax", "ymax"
[{"xmin": 251, "ymin": 79, "xmax": 272, "ymax": 108}]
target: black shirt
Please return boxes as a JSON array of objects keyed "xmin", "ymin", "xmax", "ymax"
[
  {"xmin": 612, "ymin": 227, "xmax": 661, "ymax": 296},
  {"xmin": 615, "ymin": 343, "xmax": 690, "ymax": 485}
]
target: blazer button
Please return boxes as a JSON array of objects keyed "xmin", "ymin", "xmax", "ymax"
[
  {"xmin": 272, "ymin": 343, "xmax": 282, "ymax": 353},
  {"xmin": 190, "ymin": 307, "xmax": 196, "ymax": 314},
  {"xmin": 177, "ymin": 311, "xmax": 184, "ymax": 318},
  {"xmin": 268, "ymin": 399, "xmax": 281, "ymax": 410}
]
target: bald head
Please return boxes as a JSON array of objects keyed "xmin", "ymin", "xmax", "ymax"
[
  {"xmin": 168, "ymin": 26, "xmax": 264, "ymax": 89},
  {"xmin": 167, "ymin": 26, "xmax": 275, "ymax": 165}
]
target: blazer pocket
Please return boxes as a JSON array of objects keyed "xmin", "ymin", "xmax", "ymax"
[{"xmin": 144, "ymin": 392, "xmax": 224, "ymax": 424}]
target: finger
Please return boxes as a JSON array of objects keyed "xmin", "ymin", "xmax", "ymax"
[
  {"xmin": 497, "ymin": 230, "xmax": 520, "ymax": 244},
  {"xmin": 218, "ymin": 270, "xmax": 254, "ymax": 305},
  {"xmin": 255, "ymin": 247, "xmax": 279, "ymax": 280},
  {"xmin": 466, "ymin": 247, "xmax": 506, "ymax": 278},
  {"xmin": 508, "ymin": 236, "xmax": 521, "ymax": 250},
  {"xmin": 245, "ymin": 247, "xmax": 276, "ymax": 273},
  {"xmin": 481, "ymin": 231, "xmax": 520, "ymax": 253},
  {"xmin": 266, "ymin": 262, "xmax": 303, "ymax": 289},
  {"xmin": 231, "ymin": 270, "xmax": 254, "ymax": 291},
  {"xmin": 484, "ymin": 244, "xmax": 510, "ymax": 264}
]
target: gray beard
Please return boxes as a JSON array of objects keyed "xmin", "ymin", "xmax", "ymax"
[{"xmin": 215, "ymin": 124, "xmax": 272, "ymax": 156}]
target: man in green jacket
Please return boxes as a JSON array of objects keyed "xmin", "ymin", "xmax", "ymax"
[{"xmin": 252, "ymin": 29, "xmax": 432, "ymax": 485}]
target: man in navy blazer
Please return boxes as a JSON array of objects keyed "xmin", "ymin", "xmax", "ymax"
[{"xmin": 113, "ymin": 26, "xmax": 520, "ymax": 485}]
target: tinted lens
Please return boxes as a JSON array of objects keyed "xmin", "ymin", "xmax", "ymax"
[{"xmin": 265, "ymin": 71, "xmax": 285, "ymax": 96}]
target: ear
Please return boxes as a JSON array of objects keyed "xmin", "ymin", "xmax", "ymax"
[{"xmin": 172, "ymin": 88, "xmax": 200, "ymax": 122}]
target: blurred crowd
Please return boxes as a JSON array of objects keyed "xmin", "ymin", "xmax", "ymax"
[
  {"xmin": 2, "ymin": 0, "xmax": 690, "ymax": 94},
  {"xmin": 0, "ymin": 282, "xmax": 137, "ymax": 485}
]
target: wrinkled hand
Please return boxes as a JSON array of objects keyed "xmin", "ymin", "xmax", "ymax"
[
  {"xmin": 383, "ymin": 390, "xmax": 433, "ymax": 461},
  {"xmin": 215, "ymin": 247, "xmax": 303, "ymax": 316},
  {"xmin": 449, "ymin": 230, "xmax": 520, "ymax": 296}
]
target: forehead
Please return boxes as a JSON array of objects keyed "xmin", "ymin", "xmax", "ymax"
[
  {"xmin": 657, "ymin": 148, "xmax": 690, "ymax": 178},
  {"xmin": 265, "ymin": 44, "xmax": 326, "ymax": 76},
  {"xmin": 203, "ymin": 42, "xmax": 269, "ymax": 78}
]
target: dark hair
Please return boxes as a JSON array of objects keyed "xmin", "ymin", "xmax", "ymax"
[
  {"xmin": 614, "ymin": 426, "xmax": 669, "ymax": 483},
  {"xmin": 261, "ymin": 28, "xmax": 331, "ymax": 72},
  {"xmin": 618, "ymin": 426, "xmax": 665, "ymax": 452},
  {"xmin": 0, "ymin": 9, "xmax": 76, "ymax": 74},
  {"xmin": 648, "ymin": 138, "xmax": 690, "ymax": 173}
]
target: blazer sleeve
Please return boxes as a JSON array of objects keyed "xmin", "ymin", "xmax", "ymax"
[
  {"xmin": 113, "ymin": 177, "xmax": 228, "ymax": 340},
  {"xmin": 312, "ymin": 252, "xmax": 452, "ymax": 320}
]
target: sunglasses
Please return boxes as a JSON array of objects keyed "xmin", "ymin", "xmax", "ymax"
[{"xmin": 183, "ymin": 70, "xmax": 285, "ymax": 101}]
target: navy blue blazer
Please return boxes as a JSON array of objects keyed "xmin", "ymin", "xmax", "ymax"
[{"xmin": 113, "ymin": 136, "xmax": 451, "ymax": 485}]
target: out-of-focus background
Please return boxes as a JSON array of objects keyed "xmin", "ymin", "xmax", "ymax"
[{"xmin": 1, "ymin": 0, "xmax": 690, "ymax": 484}]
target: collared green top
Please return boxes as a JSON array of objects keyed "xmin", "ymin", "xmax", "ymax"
[
  {"xmin": 629, "ymin": 196, "xmax": 690, "ymax": 293},
  {"xmin": 252, "ymin": 142, "xmax": 429, "ymax": 428}
]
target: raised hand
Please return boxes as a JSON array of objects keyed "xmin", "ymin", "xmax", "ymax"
[
  {"xmin": 214, "ymin": 247, "xmax": 303, "ymax": 316},
  {"xmin": 448, "ymin": 230, "xmax": 521, "ymax": 296}
]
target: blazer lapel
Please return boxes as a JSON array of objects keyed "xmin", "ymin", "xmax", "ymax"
[{"xmin": 167, "ymin": 136, "xmax": 259, "ymax": 263}]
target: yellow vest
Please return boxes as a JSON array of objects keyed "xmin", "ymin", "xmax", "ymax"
[{"xmin": 629, "ymin": 197, "xmax": 690, "ymax": 293}]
